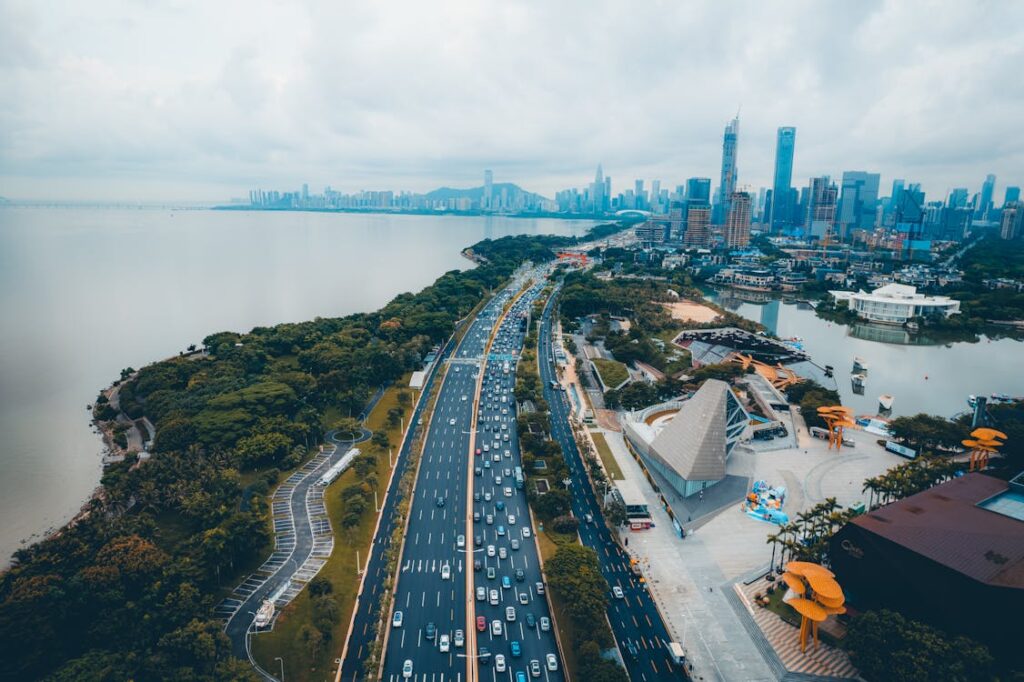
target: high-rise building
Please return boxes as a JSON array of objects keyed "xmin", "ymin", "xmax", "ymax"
[
  {"xmin": 686, "ymin": 177, "xmax": 711, "ymax": 204},
  {"xmin": 604, "ymin": 176, "xmax": 611, "ymax": 208},
  {"xmin": 1004, "ymin": 186, "xmax": 1021, "ymax": 206},
  {"xmin": 838, "ymin": 171, "xmax": 880, "ymax": 238},
  {"xmin": 591, "ymin": 164, "xmax": 605, "ymax": 213},
  {"xmin": 806, "ymin": 176, "xmax": 838, "ymax": 240},
  {"xmin": 724, "ymin": 191, "xmax": 752, "ymax": 248},
  {"xmin": 650, "ymin": 180, "xmax": 661, "ymax": 212},
  {"xmin": 768, "ymin": 126, "xmax": 796, "ymax": 230},
  {"xmin": 977, "ymin": 174, "xmax": 996, "ymax": 219},
  {"xmin": 683, "ymin": 204, "xmax": 711, "ymax": 247},
  {"xmin": 1001, "ymin": 201, "xmax": 1023, "ymax": 240},
  {"xmin": 634, "ymin": 179, "xmax": 645, "ymax": 210},
  {"xmin": 949, "ymin": 188, "xmax": 969, "ymax": 208},
  {"xmin": 483, "ymin": 169, "xmax": 493, "ymax": 210},
  {"xmin": 713, "ymin": 116, "xmax": 740, "ymax": 224}
]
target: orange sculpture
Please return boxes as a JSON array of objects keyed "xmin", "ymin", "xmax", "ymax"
[
  {"xmin": 963, "ymin": 427, "xmax": 1007, "ymax": 472},
  {"xmin": 816, "ymin": 406, "xmax": 855, "ymax": 450},
  {"xmin": 781, "ymin": 561, "xmax": 846, "ymax": 652}
]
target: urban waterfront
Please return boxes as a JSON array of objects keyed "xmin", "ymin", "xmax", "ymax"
[
  {"xmin": 706, "ymin": 288, "xmax": 1024, "ymax": 419},
  {"xmin": 0, "ymin": 207, "xmax": 596, "ymax": 564}
]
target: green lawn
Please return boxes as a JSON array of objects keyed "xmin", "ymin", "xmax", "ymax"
[
  {"xmin": 590, "ymin": 432, "xmax": 623, "ymax": 480},
  {"xmin": 252, "ymin": 379, "xmax": 413, "ymax": 682},
  {"xmin": 592, "ymin": 358, "xmax": 629, "ymax": 389}
]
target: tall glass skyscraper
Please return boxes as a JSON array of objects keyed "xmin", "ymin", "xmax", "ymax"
[
  {"xmin": 713, "ymin": 116, "xmax": 739, "ymax": 224},
  {"xmin": 977, "ymin": 173, "xmax": 996, "ymax": 219},
  {"xmin": 686, "ymin": 177, "xmax": 711, "ymax": 204},
  {"xmin": 769, "ymin": 126, "xmax": 796, "ymax": 230}
]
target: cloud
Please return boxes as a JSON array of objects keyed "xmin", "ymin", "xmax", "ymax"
[{"xmin": 0, "ymin": 0, "xmax": 1021, "ymax": 202}]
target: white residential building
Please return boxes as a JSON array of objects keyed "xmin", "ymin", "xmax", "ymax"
[{"xmin": 830, "ymin": 283, "xmax": 960, "ymax": 324}]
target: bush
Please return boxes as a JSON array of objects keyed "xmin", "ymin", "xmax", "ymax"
[{"xmin": 551, "ymin": 515, "xmax": 579, "ymax": 534}]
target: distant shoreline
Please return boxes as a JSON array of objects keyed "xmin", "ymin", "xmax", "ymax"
[{"xmin": 211, "ymin": 204, "xmax": 613, "ymax": 221}]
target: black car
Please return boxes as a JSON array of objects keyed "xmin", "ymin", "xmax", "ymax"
[{"xmin": 514, "ymin": 568, "xmax": 525, "ymax": 582}]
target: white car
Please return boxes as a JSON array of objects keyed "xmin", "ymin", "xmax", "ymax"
[
  {"xmin": 449, "ymin": 418, "xmax": 456, "ymax": 425},
  {"xmin": 477, "ymin": 586, "xmax": 486, "ymax": 601},
  {"xmin": 491, "ymin": 619, "xmax": 503, "ymax": 636},
  {"xmin": 612, "ymin": 585, "xmax": 624, "ymax": 599},
  {"xmin": 522, "ymin": 527, "xmax": 531, "ymax": 538},
  {"xmin": 462, "ymin": 395, "xmax": 468, "ymax": 401},
  {"xmin": 498, "ymin": 546, "xmax": 507, "ymax": 559},
  {"xmin": 504, "ymin": 487, "xmax": 513, "ymax": 498},
  {"xmin": 507, "ymin": 514, "xmax": 516, "ymax": 525},
  {"xmin": 539, "ymin": 616, "xmax": 550, "ymax": 631},
  {"xmin": 457, "ymin": 534, "xmax": 465, "ymax": 548},
  {"xmin": 487, "ymin": 544, "xmax": 496, "ymax": 557},
  {"xmin": 454, "ymin": 629, "xmax": 464, "ymax": 647},
  {"xmin": 495, "ymin": 654, "xmax": 507, "ymax": 672},
  {"xmin": 441, "ymin": 564, "xmax": 451, "ymax": 580},
  {"xmin": 546, "ymin": 653, "xmax": 558, "ymax": 671},
  {"xmin": 506, "ymin": 605, "xmax": 516, "ymax": 621},
  {"xmin": 402, "ymin": 659, "xmax": 413, "ymax": 679},
  {"xmin": 510, "ymin": 539, "xmax": 520, "ymax": 550},
  {"xmin": 439, "ymin": 634, "xmax": 450, "ymax": 652},
  {"xmin": 392, "ymin": 610, "xmax": 403, "ymax": 628},
  {"xmin": 489, "ymin": 589, "xmax": 499, "ymax": 605}
]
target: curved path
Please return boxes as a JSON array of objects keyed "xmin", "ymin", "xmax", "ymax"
[{"xmin": 222, "ymin": 404, "xmax": 377, "ymax": 677}]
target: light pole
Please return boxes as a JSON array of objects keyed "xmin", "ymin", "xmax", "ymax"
[
  {"xmin": 389, "ymin": 447, "xmax": 393, "ymax": 467},
  {"xmin": 274, "ymin": 656, "xmax": 284, "ymax": 681}
]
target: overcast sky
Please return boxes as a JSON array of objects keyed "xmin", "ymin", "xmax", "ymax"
[{"xmin": 1, "ymin": 0, "xmax": 1022, "ymax": 203}]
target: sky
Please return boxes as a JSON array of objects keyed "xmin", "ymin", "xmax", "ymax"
[{"xmin": 1, "ymin": 0, "xmax": 1022, "ymax": 204}]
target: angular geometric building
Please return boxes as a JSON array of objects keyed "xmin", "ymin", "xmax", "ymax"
[{"xmin": 625, "ymin": 379, "xmax": 748, "ymax": 498}]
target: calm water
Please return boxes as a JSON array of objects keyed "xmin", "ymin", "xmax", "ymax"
[
  {"xmin": 706, "ymin": 289, "xmax": 1024, "ymax": 419},
  {"xmin": 0, "ymin": 207, "xmax": 596, "ymax": 564}
]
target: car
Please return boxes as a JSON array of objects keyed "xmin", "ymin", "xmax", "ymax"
[
  {"xmin": 454, "ymin": 629, "xmax": 464, "ymax": 647},
  {"xmin": 495, "ymin": 654, "xmax": 507, "ymax": 672},
  {"xmin": 489, "ymin": 589, "xmax": 499, "ymax": 605},
  {"xmin": 474, "ymin": 535, "xmax": 482, "ymax": 547},
  {"xmin": 473, "ymin": 511, "xmax": 481, "ymax": 522},
  {"xmin": 506, "ymin": 605, "xmax": 517, "ymax": 622},
  {"xmin": 441, "ymin": 564, "xmax": 451, "ymax": 580},
  {"xmin": 487, "ymin": 544, "xmax": 496, "ymax": 557},
  {"xmin": 539, "ymin": 616, "xmax": 550, "ymax": 631},
  {"xmin": 462, "ymin": 395, "xmax": 467, "ymax": 401},
  {"xmin": 546, "ymin": 653, "xmax": 558, "ymax": 671},
  {"xmin": 495, "ymin": 500, "xmax": 505, "ymax": 511},
  {"xmin": 507, "ymin": 514, "xmax": 516, "ymax": 525},
  {"xmin": 497, "ymin": 525, "xmax": 506, "ymax": 536},
  {"xmin": 493, "ymin": 453, "xmax": 501, "ymax": 462},
  {"xmin": 474, "ymin": 467, "xmax": 481, "ymax": 477},
  {"xmin": 504, "ymin": 487, "xmax": 514, "ymax": 498},
  {"xmin": 475, "ymin": 448, "xmax": 481, "ymax": 456},
  {"xmin": 522, "ymin": 527, "xmax": 531, "ymax": 538},
  {"xmin": 514, "ymin": 568, "xmax": 525, "ymax": 582},
  {"xmin": 504, "ymin": 449, "xmax": 511, "ymax": 458},
  {"xmin": 485, "ymin": 513, "xmax": 494, "ymax": 525},
  {"xmin": 477, "ymin": 616, "xmax": 487, "ymax": 631},
  {"xmin": 473, "ymin": 491, "xmax": 481, "ymax": 502},
  {"xmin": 510, "ymin": 640, "xmax": 522, "ymax": 658},
  {"xmin": 483, "ymin": 444, "xmax": 489, "ymax": 452},
  {"xmin": 510, "ymin": 538, "xmax": 520, "ymax": 550},
  {"xmin": 525, "ymin": 613, "xmax": 536, "ymax": 628},
  {"xmin": 403, "ymin": 659, "xmax": 413, "ymax": 679},
  {"xmin": 392, "ymin": 610, "xmax": 403, "ymax": 628},
  {"xmin": 501, "ymin": 575, "xmax": 511, "ymax": 589},
  {"xmin": 457, "ymin": 534, "xmax": 466, "ymax": 549},
  {"xmin": 436, "ymin": 496, "xmax": 445, "ymax": 507},
  {"xmin": 495, "ymin": 476, "xmax": 502, "ymax": 486},
  {"xmin": 487, "ymin": 566, "xmax": 496, "ymax": 580},
  {"xmin": 529, "ymin": 659, "xmax": 541, "ymax": 677},
  {"xmin": 449, "ymin": 418, "xmax": 456, "ymax": 426},
  {"xmin": 516, "ymin": 672, "xmax": 527, "ymax": 682},
  {"xmin": 584, "ymin": 513, "xmax": 594, "ymax": 523},
  {"xmin": 484, "ymin": 492, "xmax": 493, "ymax": 502},
  {"xmin": 491, "ymin": 620, "xmax": 503, "ymax": 636},
  {"xmin": 498, "ymin": 547, "xmax": 507, "ymax": 559},
  {"xmin": 504, "ymin": 467, "xmax": 512, "ymax": 476},
  {"xmin": 483, "ymin": 460, "xmax": 491, "ymax": 470},
  {"xmin": 476, "ymin": 586, "xmax": 486, "ymax": 601},
  {"xmin": 425, "ymin": 622, "xmax": 436, "ymax": 639},
  {"xmin": 518, "ymin": 591, "xmax": 528, "ymax": 605},
  {"xmin": 439, "ymin": 633, "xmax": 450, "ymax": 652},
  {"xmin": 474, "ymin": 559, "xmax": 482, "ymax": 571},
  {"xmin": 535, "ymin": 581, "xmax": 544, "ymax": 594},
  {"xmin": 612, "ymin": 586, "xmax": 624, "ymax": 599}
]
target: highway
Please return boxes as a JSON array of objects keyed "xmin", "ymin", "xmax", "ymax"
[
  {"xmin": 380, "ymin": 274, "xmax": 563, "ymax": 682},
  {"xmin": 537, "ymin": 287, "xmax": 686, "ymax": 682}
]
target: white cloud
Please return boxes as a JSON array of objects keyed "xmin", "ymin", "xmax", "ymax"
[{"xmin": 0, "ymin": 0, "xmax": 1021, "ymax": 202}]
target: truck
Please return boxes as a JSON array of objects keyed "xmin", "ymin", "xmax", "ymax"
[{"xmin": 667, "ymin": 641, "xmax": 685, "ymax": 666}]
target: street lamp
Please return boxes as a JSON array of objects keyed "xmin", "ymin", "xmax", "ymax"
[{"xmin": 274, "ymin": 656, "xmax": 285, "ymax": 681}]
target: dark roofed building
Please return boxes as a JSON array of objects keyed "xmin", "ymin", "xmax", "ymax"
[{"xmin": 830, "ymin": 473, "xmax": 1024, "ymax": 654}]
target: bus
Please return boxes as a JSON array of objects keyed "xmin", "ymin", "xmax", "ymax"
[{"xmin": 513, "ymin": 467, "xmax": 524, "ymax": 490}]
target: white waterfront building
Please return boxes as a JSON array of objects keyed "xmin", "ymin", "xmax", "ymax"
[{"xmin": 830, "ymin": 283, "xmax": 960, "ymax": 325}]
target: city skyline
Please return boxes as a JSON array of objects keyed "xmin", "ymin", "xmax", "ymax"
[{"xmin": 1, "ymin": 1, "xmax": 1023, "ymax": 202}]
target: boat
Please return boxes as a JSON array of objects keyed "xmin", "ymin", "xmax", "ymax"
[
  {"xmin": 905, "ymin": 321, "xmax": 920, "ymax": 332},
  {"xmin": 851, "ymin": 373, "xmax": 866, "ymax": 394},
  {"xmin": 254, "ymin": 599, "xmax": 275, "ymax": 629},
  {"xmin": 878, "ymin": 394, "xmax": 895, "ymax": 411},
  {"xmin": 853, "ymin": 356, "xmax": 869, "ymax": 372}
]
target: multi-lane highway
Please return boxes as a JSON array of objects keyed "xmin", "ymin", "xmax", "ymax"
[
  {"xmin": 537, "ymin": 288, "xmax": 685, "ymax": 682},
  {"xmin": 380, "ymin": 275, "xmax": 563, "ymax": 682}
]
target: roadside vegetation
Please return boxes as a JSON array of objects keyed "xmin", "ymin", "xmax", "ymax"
[
  {"xmin": 591, "ymin": 358, "xmax": 629, "ymax": 389},
  {"xmin": 0, "ymin": 224, "xmax": 627, "ymax": 681}
]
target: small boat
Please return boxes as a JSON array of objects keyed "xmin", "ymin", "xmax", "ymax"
[
  {"xmin": 254, "ymin": 599, "xmax": 275, "ymax": 628},
  {"xmin": 853, "ymin": 356, "xmax": 869, "ymax": 372},
  {"xmin": 878, "ymin": 394, "xmax": 895, "ymax": 411},
  {"xmin": 851, "ymin": 373, "xmax": 866, "ymax": 394},
  {"xmin": 905, "ymin": 321, "xmax": 920, "ymax": 332}
]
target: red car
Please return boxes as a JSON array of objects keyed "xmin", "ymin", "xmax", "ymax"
[
  {"xmin": 476, "ymin": 616, "xmax": 487, "ymax": 632},
  {"xmin": 475, "ymin": 448, "xmax": 482, "ymax": 456}
]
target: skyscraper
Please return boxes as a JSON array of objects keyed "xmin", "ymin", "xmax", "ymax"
[
  {"xmin": 806, "ymin": 176, "xmax": 838, "ymax": 240},
  {"xmin": 1004, "ymin": 186, "xmax": 1020, "ymax": 206},
  {"xmin": 635, "ymin": 179, "xmax": 645, "ymax": 210},
  {"xmin": 1000, "ymin": 201, "xmax": 1023, "ymax": 240},
  {"xmin": 769, "ymin": 126, "xmax": 796, "ymax": 230},
  {"xmin": 592, "ymin": 164, "xmax": 605, "ymax": 213},
  {"xmin": 724, "ymin": 191, "xmax": 752, "ymax": 248},
  {"xmin": 713, "ymin": 116, "xmax": 739, "ymax": 224},
  {"xmin": 686, "ymin": 177, "xmax": 711, "ymax": 204},
  {"xmin": 949, "ymin": 188, "xmax": 969, "ymax": 208},
  {"xmin": 483, "ymin": 169, "xmax": 493, "ymax": 210},
  {"xmin": 837, "ymin": 171, "xmax": 880, "ymax": 237},
  {"xmin": 683, "ymin": 204, "xmax": 711, "ymax": 247},
  {"xmin": 977, "ymin": 173, "xmax": 996, "ymax": 219}
]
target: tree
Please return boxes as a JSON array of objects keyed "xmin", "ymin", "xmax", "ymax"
[
  {"xmin": 551, "ymin": 515, "xmax": 579, "ymax": 534},
  {"xmin": 371, "ymin": 430, "xmax": 391, "ymax": 449},
  {"xmin": 531, "ymin": 489, "xmax": 571, "ymax": 519},
  {"xmin": 312, "ymin": 594, "xmax": 341, "ymax": 635},
  {"xmin": 298, "ymin": 623, "xmax": 324, "ymax": 658},
  {"xmin": 845, "ymin": 610, "xmax": 994, "ymax": 682},
  {"xmin": 887, "ymin": 413, "xmax": 967, "ymax": 453},
  {"xmin": 332, "ymin": 416, "xmax": 362, "ymax": 439},
  {"xmin": 308, "ymin": 575, "xmax": 333, "ymax": 597},
  {"xmin": 604, "ymin": 498, "xmax": 627, "ymax": 527}
]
